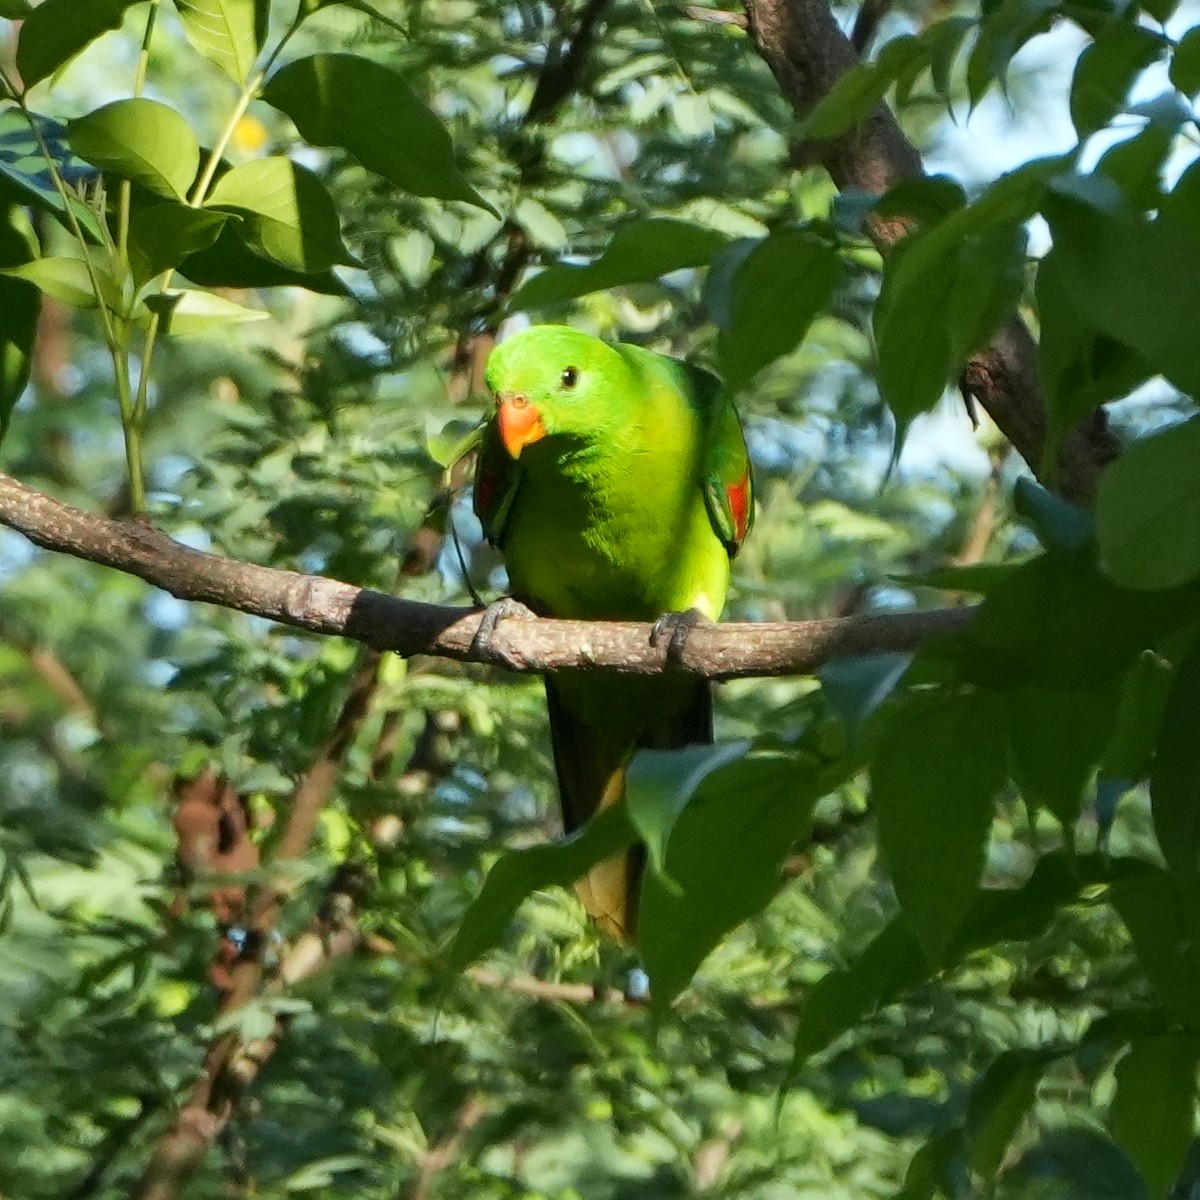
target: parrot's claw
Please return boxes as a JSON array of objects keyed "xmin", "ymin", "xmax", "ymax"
[
  {"xmin": 471, "ymin": 596, "xmax": 537, "ymax": 665},
  {"xmin": 649, "ymin": 607, "xmax": 709, "ymax": 667}
]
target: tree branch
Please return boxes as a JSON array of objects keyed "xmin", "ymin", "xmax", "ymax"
[
  {"xmin": 0, "ymin": 471, "xmax": 973, "ymax": 679},
  {"xmin": 741, "ymin": 0, "xmax": 1119, "ymax": 505}
]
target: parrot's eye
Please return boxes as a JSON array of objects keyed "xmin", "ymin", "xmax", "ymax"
[{"xmin": 560, "ymin": 366, "xmax": 579, "ymax": 390}]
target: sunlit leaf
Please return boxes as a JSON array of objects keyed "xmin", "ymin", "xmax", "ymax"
[
  {"xmin": 173, "ymin": 0, "xmax": 269, "ymax": 85},
  {"xmin": 68, "ymin": 99, "xmax": 200, "ymax": 200},
  {"xmin": 206, "ymin": 157, "xmax": 354, "ymax": 273},
  {"xmin": 261, "ymin": 54, "xmax": 495, "ymax": 213}
]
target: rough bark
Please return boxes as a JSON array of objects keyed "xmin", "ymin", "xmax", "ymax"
[{"xmin": 742, "ymin": 0, "xmax": 1119, "ymax": 504}]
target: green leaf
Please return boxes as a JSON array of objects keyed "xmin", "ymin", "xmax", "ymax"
[
  {"xmin": 1096, "ymin": 116, "xmax": 1180, "ymax": 209},
  {"xmin": 1096, "ymin": 417, "xmax": 1200, "ymax": 591},
  {"xmin": 966, "ymin": 1050, "xmax": 1059, "ymax": 1180},
  {"xmin": 1045, "ymin": 190, "xmax": 1200, "ymax": 398},
  {"xmin": 508, "ymin": 217, "xmax": 727, "ymax": 312},
  {"xmin": 1160, "ymin": 156, "xmax": 1200, "ymax": 243},
  {"xmin": 790, "ymin": 851, "xmax": 1092, "ymax": 1074},
  {"xmin": 446, "ymin": 804, "xmax": 637, "ymax": 971},
  {"xmin": 261, "ymin": 54, "xmax": 495, "ymax": 213},
  {"xmin": 791, "ymin": 919, "xmax": 925, "ymax": 1072},
  {"xmin": 206, "ymin": 157, "xmax": 353, "ymax": 273},
  {"xmin": 0, "ymin": 203, "xmax": 39, "ymax": 442},
  {"xmin": 157, "ymin": 288, "xmax": 270, "ymax": 336},
  {"xmin": 179, "ymin": 220, "xmax": 347, "ymax": 294},
  {"xmin": 1109, "ymin": 863, "xmax": 1200, "ymax": 1026},
  {"xmin": 1005, "ymin": 682, "xmax": 1120, "ymax": 824},
  {"xmin": 952, "ymin": 850, "xmax": 1098, "ymax": 955},
  {"xmin": 872, "ymin": 159, "xmax": 1055, "ymax": 426},
  {"xmin": 173, "ymin": 0, "xmax": 269, "ymax": 85},
  {"xmin": 1036, "ymin": 250, "xmax": 1153, "ymax": 460},
  {"xmin": 1070, "ymin": 24, "xmax": 1164, "ymax": 137},
  {"xmin": 638, "ymin": 747, "xmax": 847, "ymax": 1007},
  {"xmin": 998, "ymin": 1129, "xmax": 1151, "ymax": 1200},
  {"xmin": 870, "ymin": 691, "xmax": 1007, "ymax": 965},
  {"xmin": 1150, "ymin": 644, "xmax": 1200, "ymax": 887},
  {"xmin": 966, "ymin": 550, "xmax": 1200, "ymax": 689},
  {"xmin": 16, "ymin": 0, "xmax": 144, "ymax": 88},
  {"xmin": 1110, "ymin": 1035, "xmax": 1200, "ymax": 1199},
  {"xmin": 897, "ymin": 562, "xmax": 1016, "ymax": 594},
  {"xmin": 0, "ymin": 256, "xmax": 97, "ymax": 308},
  {"xmin": 625, "ymin": 741, "xmax": 748, "ymax": 883},
  {"xmin": 1100, "ymin": 650, "xmax": 1172, "ymax": 781},
  {"xmin": 876, "ymin": 219, "xmax": 1027, "ymax": 426},
  {"xmin": 127, "ymin": 202, "xmax": 229, "ymax": 283},
  {"xmin": 800, "ymin": 34, "xmax": 930, "ymax": 139},
  {"xmin": 298, "ymin": 0, "xmax": 406, "ymax": 34},
  {"xmin": 819, "ymin": 653, "xmax": 911, "ymax": 738},
  {"xmin": 1171, "ymin": 26, "xmax": 1200, "ymax": 94},
  {"xmin": 872, "ymin": 174, "xmax": 967, "ymax": 227},
  {"xmin": 714, "ymin": 228, "xmax": 841, "ymax": 393},
  {"xmin": 68, "ymin": 99, "xmax": 200, "ymax": 201},
  {"xmin": 0, "ymin": 109, "xmax": 104, "ymax": 242},
  {"xmin": 966, "ymin": 0, "xmax": 1058, "ymax": 108}
]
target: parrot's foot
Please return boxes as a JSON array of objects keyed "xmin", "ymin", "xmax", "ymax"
[
  {"xmin": 650, "ymin": 607, "xmax": 709, "ymax": 668},
  {"xmin": 471, "ymin": 596, "xmax": 537, "ymax": 666}
]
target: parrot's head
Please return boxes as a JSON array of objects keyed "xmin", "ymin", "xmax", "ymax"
[{"xmin": 485, "ymin": 325, "xmax": 630, "ymax": 459}]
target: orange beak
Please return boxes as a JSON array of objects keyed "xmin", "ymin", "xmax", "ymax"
[{"xmin": 496, "ymin": 392, "xmax": 547, "ymax": 459}]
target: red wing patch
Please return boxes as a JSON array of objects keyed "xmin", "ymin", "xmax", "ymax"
[
  {"xmin": 475, "ymin": 465, "xmax": 498, "ymax": 513},
  {"xmin": 726, "ymin": 475, "xmax": 750, "ymax": 544}
]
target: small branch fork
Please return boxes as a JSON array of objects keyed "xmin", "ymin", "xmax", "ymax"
[{"xmin": 0, "ymin": 470, "xmax": 974, "ymax": 680}]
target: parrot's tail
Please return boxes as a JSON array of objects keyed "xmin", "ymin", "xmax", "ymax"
[{"xmin": 544, "ymin": 673, "xmax": 713, "ymax": 941}]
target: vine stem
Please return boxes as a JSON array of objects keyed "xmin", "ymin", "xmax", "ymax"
[
  {"xmin": 135, "ymin": 6, "xmax": 307, "ymax": 430},
  {"xmin": 0, "ymin": 67, "xmax": 150, "ymax": 512},
  {"xmin": 117, "ymin": 0, "xmax": 161, "ymax": 268}
]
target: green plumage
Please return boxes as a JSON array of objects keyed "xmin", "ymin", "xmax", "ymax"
[{"xmin": 475, "ymin": 325, "xmax": 753, "ymax": 938}]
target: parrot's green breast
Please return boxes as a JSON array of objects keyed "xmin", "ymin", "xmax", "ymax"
[{"xmin": 499, "ymin": 391, "xmax": 730, "ymax": 623}]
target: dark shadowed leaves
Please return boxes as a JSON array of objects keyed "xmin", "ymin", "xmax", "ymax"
[
  {"xmin": 638, "ymin": 747, "xmax": 849, "ymax": 1008},
  {"xmin": 0, "ymin": 203, "xmax": 38, "ymax": 441},
  {"xmin": 1096, "ymin": 415, "xmax": 1200, "ymax": 591},
  {"xmin": 1110, "ymin": 1035, "xmax": 1200, "ymax": 1200},
  {"xmin": 127, "ymin": 203, "xmax": 229, "ymax": 284},
  {"xmin": 1044, "ymin": 185, "xmax": 1200, "ymax": 397},
  {"xmin": 870, "ymin": 691, "xmax": 1008, "ymax": 964},
  {"xmin": 1109, "ymin": 862, "xmax": 1200, "ymax": 1026},
  {"xmin": 1149, "ymin": 643, "xmax": 1200, "ymax": 887},
  {"xmin": 1005, "ymin": 681, "xmax": 1120, "ymax": 825},
  {"xmin": 713, "ymin": 228, "xmax": 841, "ymax": 393},
  {"xmin": 446, "ymin": 804, "xmax": 636, "ymax": 972},
  {"xmin": 1069, "ymin": 23, "xmax": 1164, "ymax": 136}
]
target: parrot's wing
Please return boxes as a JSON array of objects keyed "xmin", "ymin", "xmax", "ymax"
[
  {"xmin": 681, "ymin": 363, "xmax": 755, "ymax": 557},
  {"xmin": 472, "ymin": 416, "xmax": 521, "ymax": 545}
]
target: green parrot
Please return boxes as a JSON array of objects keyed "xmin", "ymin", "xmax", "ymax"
[{"xmin": 473, "ymin": 324, "xmax": 754, "ymax": 940}]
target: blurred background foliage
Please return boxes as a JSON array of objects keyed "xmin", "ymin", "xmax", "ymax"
[{"xmin": 0, "ymin": 0, "xmax": 1198, "ymax": 1196}]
